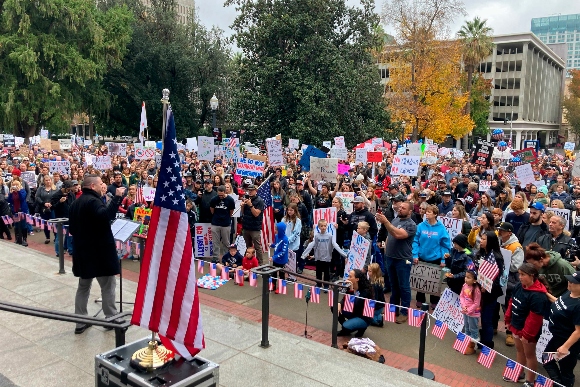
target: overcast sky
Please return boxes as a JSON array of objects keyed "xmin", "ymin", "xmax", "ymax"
[{"xmin": 195, "ymin": 0, "xmax": 580, "ymax": 45}]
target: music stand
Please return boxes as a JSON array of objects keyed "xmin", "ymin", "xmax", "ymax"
[{"xmin": 94, "ymin": 219, "xmax": 141, "ymax": 316}]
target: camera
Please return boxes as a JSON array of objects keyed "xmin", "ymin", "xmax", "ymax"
[
  {"xmin": 378, "ymin": 198, "xmax": 389, "ymax": 207},
  {"xmin": 562, "ymin": 242, "xmax": 580, "ymax": 263},
  {"xmin": 244, "ymin": 194, "xmax": 250, "ymax": 200}
]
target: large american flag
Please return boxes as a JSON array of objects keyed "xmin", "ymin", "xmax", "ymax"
[
  {"xmin": 258, "ymin": 180, "xmax": 275, "ymax": 253},
  {"xmin": 131, "ymin": 107, "xmax": 204, "ymax": 359}
]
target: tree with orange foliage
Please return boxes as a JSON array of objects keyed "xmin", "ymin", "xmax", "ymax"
[{"xmin": 563, "ymin": 69, "xmax": 580, "ymax": 139}]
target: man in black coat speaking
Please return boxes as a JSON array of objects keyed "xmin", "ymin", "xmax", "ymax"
[{"xmin": 69, "ymin": 175, "xmax": 125, "ymax": 334}]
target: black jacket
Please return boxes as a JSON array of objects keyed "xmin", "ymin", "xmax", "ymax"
[
  {"xmin": 444, "ymin": 248, "xmax": 473, "ymax": 295},
  {"xmin": 197, "ymin": 190, "xmax": 217, "ymax": 223},
  {"xmin": 69, "ymin": 189, "xmax": 122, "ymax": 279},
  {"xmin": 537, "ymin": 232, "xmax": 573, "ymax": 260},
  {"xmin": 347, "ymin": 207, "xmax": 378, "ymax": 241},
  {"xmin": 516, "ymin": 221, "xmax": 549, "ymax": 247},
  {"xmin": 50, "ymin": 190, "xmax": 75, "ymax": 220}
]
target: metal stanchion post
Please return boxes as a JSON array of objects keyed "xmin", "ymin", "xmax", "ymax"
[
  {"xmin": 260, "ymin": 272, "xmax": 270, "ymax": 348},
  {"xmin": 49, "ymin": 218, "xmax": 68, "ymax": 275},
  {"xmin": 115, "ymin": 327, "xmax": 126, "ymax": 347},
  {"xmin": 408, "ymin": 303, "xmax": 435, "ymax": 380},
  {"xmin": 331, "ymin": 283, "xmax": 340, "ymax": 348}
]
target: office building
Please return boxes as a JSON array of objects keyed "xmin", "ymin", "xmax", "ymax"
[
  {"xmin": 141, "ymin": 0, "xmax": 195, "ymax": 25},
  {"xmin": 532, "ymin": 14, "xmax": 580, "ymax": 70}
]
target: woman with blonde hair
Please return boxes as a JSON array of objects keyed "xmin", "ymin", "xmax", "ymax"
[
  {"xmin": 368, "ymin": 263, "xmax": 386, "ymax": 327},
  {"xmin": 451, "ymin": 204, "xmax": 473, "ymax": 236},
  {"xmin": 7, "ymin": 180, "xmax": 29, "ymax": 246},
  {"xmin": 34, "ymin": 174, "xmax": 57, "ymax": 244}
]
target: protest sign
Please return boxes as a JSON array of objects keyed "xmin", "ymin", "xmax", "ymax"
[
  {"xmin": 15, "ymin": 137, "xmax": 24, "ymax": 147},
  {"xmin": 550, "ymin": 208, "xmax": 570, "ymax": 231},
  {"xmin": 246, "ymin": 153, "xmax": 268, "ymax": 163},
  {"xmin": 335, "ymin": 192, "xmax": 354, "ymax": 214},
  {"xmin": 330, "ymin": 147, "xmax": 348, "ymax": 160},
  {"xmin": 58, "ymin": 139, "xmax": 72, "ymax": 150},
  {"xmin": 408, "ymin": 143, "xmax": 423, "ymax": 156},
  {"xmin": 366, "ymin": 151, "xmax": 382, "ymax": 163},
  {"xmin": 535, "ymin": 319, "xmax": 553, "ymax": 363},
  {"xmin": 266, "ymin": 139, "xmax": 284, "ymax": 166},
  {"xmin": 396, "ymin": 146, "xmax": 406, "ymax": 155},
  {"xmin": 515, "ymin": 163, "xmax": 535, "ymax": 186},
  {"xmin": 497, "ymin": 248, "xmax": 512, "ymax": 304},
  {"xmin": 143, "ymin": 187, "xmax": 156, "ymax": 202},
  {"xmin": 343, "ymin": 233, "xmax": 370, "ymax": 279},
  {"xmin": 479, "ymin": 180, "xmax": 491, "ymax": 192},
  {"xmin": 427, "ymin": 144, "xmax": 438, "ymax": 153},
  {"xmin": 155, "ymin": 154, "xmax": 162, "ymax": 169},
  {"xmin": 391, "ymin": 155, "xmax": 420, "ymax": 176},
  {"xmin": 438, "ymin": 216, "xmax": 462, "ymax": 240},
  {"xmin": 3, "ymin": 134, "xmax": 15, "ymax": 148},
  {"xmin": 453, "ymin": 149, "xmax": 465, "ymax": 159},
  {"xmin": 573, "ymin": 157, "xmax": 580, "ymax": 178},
  {"xmin": 48, "ymin": 161, "xmax": 70, "ymax": 175},
  {"xmin": 421, "ymin": 151, "xmax": 438, "ymax": 165},
  {"xmin": 197, "ymin": 136, "xmax": 215, "ymax": 161},
  {"xmin": 135, "ymin": 148, "xmax": 155, "ymax": 160},
  {"xmin": 144, "ymin": 141, "xmax": 156, "ymax": 149},
  {"xmin": 235, "ymin": 157, "xmax": 265, "ymax": 178},
  {"xmin": 471, "ymin": 139, "xmax": 493, "ymax": 168},
  {"xmin": 299, "ymin": 146, "xmax": 327, "ymax": 171},
  {"xmin": 40, "ymin": 139, "xmax": 51, "ymax": 150},
  {"xmin": 106, "ymin": 142, "xmax": 127, "ymax": 156},
  {"xmin": 438, "ymin": 147, "xmax": 450, "ymax": 156},
  {"xmin": 222, "ymin": 145, "xmax": 240, "ymax": 162},
  {"xmin": 433, "ymin": 288, "xmax": 464, "ymax": 334},
  {"xmin": 288, "ymin": 139, "xmax": 299, "ymax": 149},
  {"xmin": 512, "ymin": 148, "xmax": 537, "ymax": 165},
  {"xmin": 355, "ymin": 148, "xmax": 367, "ymax": 164},
  {"xmin": 40, "ymin": 129, "xmax": 49, "ymax": 139},
  {"xmin": 334, "ymin": 136, "xmax": 345, "ymax": 148},
  {"xmin": 285, "ymin": 250, "xmax": 297, "ymax": 281},
  {"xmin": 410, "ymin": 262, "xmax": 443, "ymax": 295},
  {"xmin": 371, "ymin": 137, "xmax": 383, "ymax": 146},
  {"xmin": 564, "ymin": 142, "xmax": 575, "ymax": 151},
  {"xmin": 532, "ymin": 180, "xmax": 546, "ymax": 188},
  {"xmin": 337, "ymin": 163, "xmax": 350, "ymax": 175},
  {"xmin": 84, "ymin": 140, "xmax": 92, "ymax": 146},
  {"xmin": 323, "ymin": 141, "xmax": 332, "ymax": 149},
  {"xmin": 21, "ymin": 172, "xmax": 37, "ymax": 189},
  {"xmin": 310, "ymin": 157, "xmax": 338, "ymax": 183},
  {"xmin": 194, "ymin": 223, "xmax": 213, "ymax": 258},
  {"xmin": 186, "ymin": 137, "xmax": 198, "ymax": 152},
  {"xmin": 313, "ymin": 207, "xmax": 337, "ymax": 225},
  {"xmin": 94, "ymin": 156, "xmax": 112, "ymax": 170}
]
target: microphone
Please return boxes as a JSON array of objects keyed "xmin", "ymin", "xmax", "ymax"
[{"xmin": 305, "ymin": 288, "xmax": 311, "ymax": 304}]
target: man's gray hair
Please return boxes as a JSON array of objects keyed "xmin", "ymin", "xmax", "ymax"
[{"xmin": 552, "ymin": 215, "xmax": 567, "ymax": 229}]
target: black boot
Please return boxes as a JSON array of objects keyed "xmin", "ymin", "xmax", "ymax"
[
  {"xmin": 21, "ymin": 235, "xmax": 28, "ymax": 247},
  {"xmin": 337, "ymin": 328, "xmax": 353, "ymax": 337},
  {"xmin": 7, "ymin": 231, "xmax": 12, "ymax": 240},
  {"xmin": 354, "ymin": 327, "xmax": 367, "ymax": 338}
]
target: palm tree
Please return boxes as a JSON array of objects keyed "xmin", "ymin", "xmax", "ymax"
[{"xmin": 457, "ymin": 17, "xmax": 494, "ymax": 150}]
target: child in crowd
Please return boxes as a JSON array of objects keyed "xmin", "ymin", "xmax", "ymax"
[
  {"xmin": 270, "ymin": 222, "xmax": 289, "ymax": 293},
  {"xmin": 444, "ymin": 234, "xmax": 474, "ymax": 295},
  {"xmin": 302, "ymin": 219, "xmax": 347, "ymax": 290},
  {"xmin": 460, "ymin": 270, "xmax": 481, "ymax": 355},
  {"xmin": 368, "ymin": 263, "xmax": 385, "ymax": 327},
  {"xmin": 356, "ymin": 221, "xmax": 373, "ymax": 266},
  {"xmin": 241, "ymin": 247, "xmax": 259, "ymax": 280},
  {"xmin": 216, "ymin": 244, "xmax": 243, "ymax": 277}
]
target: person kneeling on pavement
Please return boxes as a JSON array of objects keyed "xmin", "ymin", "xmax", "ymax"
[
  {"xmin": 216, "ymin": 244, "xmax": 243, "ymax": 278},
  {"xmin": 334, "ymin": 269, "xmax": 373, "ymax": 337}
]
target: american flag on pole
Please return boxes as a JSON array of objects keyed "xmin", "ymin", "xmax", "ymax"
[
  {"xmin": 431, "ymin": 320, "xmax": 447, "ymax": 340},
  {"xmin": 131, "ymin": 107, "xmax": 204, "ymax": 360},
  {"xmin": 343, "ymin": 295, "xmax": 355, "ymax": 313},
  {"xmin": 268, "ymin": 277, "xmax": 274, "ymax": 291},
  {"xmin": 328, "ymin": 289, "xmax": 334, "ymax": 307},
  {"xmin": 453, "ymin": 332, "xmax": 470, "ymax": 354},
  {"xmin": 135, "ymin": 186, "xmax": 145, "ymax": 205},
  {"xmin": 310, "ymin": 287, "xmax": 320, "ymax": 303},
  {"xmin": 221, "ymin": 266, "xmax": 230, "ymax": 281},
  {"xmin": 249, "ymin": 272, "xmax": 258, "ymax": 287},
  {"xmin": 408, "ymin": 309, "xmax": 425, "ymax": 327},
  {"xmin": 363, "ymin": 299, "xmax": 375, "ymax": 318},
  {"xmin": 278, "ymin": 279, "xmax": 287, "ymax": 294},
  {"xmin": 479, "ymin": 260, "xmax": 499, "ymax": 281},
  {"xmin": 534, "ymin": 375, "xmax": 554, "ymax": 387},
  {"xmin": 477, "ymin": 346, "xmax": 497, "ymax": 368},
  {"xmin": 542, "ymin": 352, "xmax": 556, "ymax": 364},
  {"xmin": 384, "ymin": 304, "xmax": 396, "ymax": 323},
  {"xmin": 139, "ymin": 102, "xmax": 147, "ymax": 144},
  {"xmin": 258, "ymin": 181, "xmax": 275, "ymax": 253},
  {"xmin": 294, "ymin": 283, "xmax": 303, "ymax": 299},
  {"xmin": 503, "ymin": 359, "xmax": 523, "ymax": 382}
]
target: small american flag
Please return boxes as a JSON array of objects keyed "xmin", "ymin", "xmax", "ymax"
[
  {"xmin": 258, "ymin": 181, "xmax": 275, "ymax": 253},
  {"xmin": 431, "ymin": 320, "xmax": 447, "ymax": 340},
  {"xmin": 363, "ymin": 299, "xmax": 375, "ymax": 318},
  {"xmin": 408, "ymin": 309, "xmax": 424, "ymax": 327},
  {"xmin": 210, "ymin": 263, "xmax": 217, "ymax": 277},
  {"xmin": 477, "ymin": 346, "xmax": 497, "ymax": 368},
  {"xmin": 503, "ymin": 359, "xmax": 523, "ymax": 382},
  {"xmin": 294, "ymin": 283, "xmax": 303, "ymax": 299},
  {"xmin": 453, "ymin": 332, "xmax": 470, "ymax": 354},
  {"xmin": 343, "ymin": 295, "xmax": 355, "ymax": 313},
  {"xmin": 249, "ymin": 272, "xmax": 258, "ymax": 287},
  {"xmin": 479, "ymin": 260, "xmax": 499, "ymax": 281},
  {"xmin": 268, "ymin": 277, "xmax": 274, "ymax": 291},
  {"xmin": 310, "ymin": 287, "xmax": 320, "ymax": 303},
  {"xmin": 534, "ymin": 375, "xmax": 554, "ymax": 387},
  {"xmin": 135, "ymin": 186, "xmax": 144, "ymax": 205},
  {"xmin": 197, "ymin": 260, "xmax": 204, "ymax": 274},
  {"xmin": 328, "ymin": 289, "xmax": 334, "ymax": 307},
  {"xmin": 236, "ymin": 269, "xmax": 244, "ymax": 286},
  {"xmin": 384, "ymin": 304, "xmax": 396, "ymax": 322},
  {"xmin": 221, "ymin": 266, "xmax": 230, "ymax": 280},
  {"xmin": 278, "ymin": 278, "xmax": 287, "ymax": 294},
  {"xmin": 542, "ymin": 352, "xmax": 556, "ymax": 364}
]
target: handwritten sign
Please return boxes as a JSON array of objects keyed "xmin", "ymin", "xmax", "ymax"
[
  {"xmin": 330, "ymin": 147, "xmax": 348, "ymax": 160},
  {"xmin": 144, "ymin": 141, "xmax": 156, "ymax": 149},
  {"xmin": 48, "ymin": 161, "xmax": 70, "ymax": 175},
  {"xmin": 337, "ymin": 163, "xmax": 350, "ymax": 175},
  {"xmin": 433, "ymin": 288, "xmax": 464, "ymax": 334},
  {"xmin": 343, "ymin": 234, "xmax": 370, "ymax": 279},
  {"xmin": 143, "ymin": 187, "xmax": 156, "ymax": 202},
  {"xmin": 323, "ymin": 141, "xmax": 332, "ymax": 149},
  {"xmin": 564, "ymin": 142, "xmax": 575, "ymax": 151},
  {"xmin": 135, "ymin": 148, "xmax": 155, "ymax": 160},
  {"xmin": 310, "ymin": 157, "xmax": 338, "ymax": 183},
  {"xmin": 21, "ymin": 172, "xmax": 37, "ymax": 189},
  {"xmin": 355, "ymin": 148, "xmax": 367, "ymax": 164},
  {"xmin": 40, "ymin": 129, "xmax": 49, "ymax": 139},
  {"xmin": 391, "ymin": 155, "xmax": 420, "ymax": 176},
  {"xmin": 58, "ymin": 139, "xmax": 72, "ymax": 150},
  {"xmin": 94, "ymin": 156, "xmax": 112, "ymax": 170},
  {"xmin": 266, "ymin": 139, "xmax": 284, "ymax": 166},
  {"xmin": 407, "ymin": 143, "xmax": 422, "ymax": 156},
  {"xmin": 288, "ymin": 139, "xmax": 299, "ymax": 149},
  {"xmin": 336, "ymin": 192, "xmax": 354, "ymax": 214},
  {"xmin": 334, "ymin": 136, "xmax": 345, "ymax": 148},
  {"xmin": 438, "ymin": 147, "xmax": 450, "ymax": 156},
  {"xmin": 438, "ymin": 216, "xmax": 462, "ymax": 240},
  {"xmin": 299, "ymin": 146, "xmax": 327, "ymax": 171},
  {"xmin": 471, "ymin": 139, "xmax": 493, "ymax": 168},
  {"xmin": 515, "ymin": 163, "xmax": 535, "ymax": 186},
  {"xmin": 197, "ymin": 136, "xmax": 215, "ymax": 161},
  {"xmin": 535, "ymin": 319, "xmax": 553, "ymax": 363},
  {"xmin": 194, "ymin": 223, "xmax": 213, "ymax": 258},
  {"xmin": 313, "ymin": 207, "xmax": 337, "ymax": 225},
  {"xmin": 366, "ymin": 151, "xmax": 382, "ymax": 163},
  {"xmin": 479, "ymin": 180, "xmax": 491, "ymax": 192},
  {"xmin": 106, "ymin": 142, "xmax": 127, "ymax": 156},
  {"xmin": 186, "ymin": 137, "xmax": 198, "ymax": 151},
  {"xmin": 410, "ymin": 262, "xmax": 443, "ymax": 295},
  {"xmin": 235, "ymin": 157, "xmax": 265, "ymax": 178}
]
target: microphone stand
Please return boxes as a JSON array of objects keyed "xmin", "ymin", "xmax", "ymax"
[{"xmin": 304, "ymin": 289, "xmax": 312, "ymax": 339}]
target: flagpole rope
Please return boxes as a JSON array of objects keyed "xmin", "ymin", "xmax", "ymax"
[{"xmin": 189, "ymin": 260, "xmax": 564, "ymax": 387}]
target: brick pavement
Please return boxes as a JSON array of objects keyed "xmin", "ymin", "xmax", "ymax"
[{"xmin": 22, "ymin": 237, "xmax": 501, "ymax": 387}]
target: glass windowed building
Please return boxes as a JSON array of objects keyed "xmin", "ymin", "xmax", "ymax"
[{"xmin": 532, "ymin": 14, "xmax": 580, "ymax": 70}]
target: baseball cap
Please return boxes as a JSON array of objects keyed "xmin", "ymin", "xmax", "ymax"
[
  {"xmin": 246, "ymin": 184, "xmax": 257, "ymax": 190},
  {"xmin": 565, "ymin": 272, "xmax": 580, "ymax": 284},
  {"xmin": 497, "ymin": 222, "xmax": 514, "ymax": 233},
  {"xmin": 529, "ymin": 202, "xmax": 545, "ymax": 212},
  {"xmin": 392, "ymin": 194, "xmax": 406, "ymax": 202},
  {"xmin": 419, "ymin": 192, "xmax": 428, "ymax": 198},
  {"xmin": 71, "ymin": 180, "xmax": 79, "ymax": 185},
  {"xmin": 388, "ymin": 183, "xmax": 398, "ymax": 190},
  {"xmin": 228, "ymin": 244, "xmax": 237, "ymax": 249},
  {"xmin": 62, "ymin": 180, "xmax": 74, "ymax": 189},
  {"xmin": 203, "ymin": 179, "xmax": 212, "ymax": 184},
  {"xmin": 296, "ymin": 180, "xmax": 303, "ymax": 185},
  {"xmin": 352, "ymin": 196, "xmax": 364, "ymax": 203},
  {"xmin": 442, "ymin": 191, "xmax": 452, "ymax": 196}
]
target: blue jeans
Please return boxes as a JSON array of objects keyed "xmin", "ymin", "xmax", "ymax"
[
  {"xmin": 372, "ymin": 306, "xmax": 385, "ymax": 325},
  {"xmin": 55, "ymin": 230, "xmax": 73, "ymax": 255},
  {"xmin": 385, "ymin": 256, "xmax": 411, "ymax": 316},
  {"xmin": 463, "ymin": 315, "xmax": 479, "ymax": 340},
  {"xmin": 340, "ymin": 313, "xmax": 369, "ymax": 332}
]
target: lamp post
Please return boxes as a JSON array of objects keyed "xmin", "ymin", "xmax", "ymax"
[{"xmin": 210, "ymin": 93, "xmax": 219, "ymax": 130}]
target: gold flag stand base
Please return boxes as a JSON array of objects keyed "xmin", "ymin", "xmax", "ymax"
[{"xmin": 130, "ymin": 332, "xmax": 175, "ymax": 372}]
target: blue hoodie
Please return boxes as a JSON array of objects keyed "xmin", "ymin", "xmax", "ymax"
[
  {"xmin": 271, "ymin": 222, "xmax": 289, "ymax": 265},
  {"xmin": 412, "ymin": 220, "xmax": 451, "ymax": 262}
]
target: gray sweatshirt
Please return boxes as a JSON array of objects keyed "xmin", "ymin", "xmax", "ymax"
[{"xmin": 302, "ymin": 232, "xmax": 346, "ymax": 262}]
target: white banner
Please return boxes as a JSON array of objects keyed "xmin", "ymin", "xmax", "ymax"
[
  {"xmin": 343, "ymin": 233, "xmax": 370, "ymax": 279},
  {"xmin": 355, "ymin": 148, "xmax": 367, "ymax": 164},
  {"xmin": 515, "ymin": 163, "xmax": 535, "ymax": 186},
  {"xmin": 186, "ymin": 137, "xmax": 198, "ymax": 152},
  {"xmin": 94, "ymin": 156, "xmax": 112, "ymax": 170},
  {"xmin": 266, "ymin": 139, "xmax": 284, "ymax": 166},
  {"xmin": 433, "ymin": 288, "xmax": 464, "ymax": 334},
  {"xmin": 335, "ymin": 192, "xmax": 355, "ymax": 214},
  {"xmin": 391, "ymin": 155, "xmax": 420, "ymax": 176},
  {"xmin": 58, "ymin": 139, "xmax": 72, "ymax": 150},
  {"xmin": 48, "ymin": 161, "xmax": 70, "ymax": 175},
  {"xmin": 288, "ymin": 139, "xmax": 299, "ymax": 149},
  {"xmin": 330, "ymin": 147, "xmax": 348, "ymax": 160},
  {"xmin": 310, "ymin": 157, "xmax": 338, "ymax": 183},
  {"xmin": 197, "ymin": 136, "xmax": 215, "ymax": 161},
  {"xmin": 194, "ymin": 223, "xmax": 213, "ymax": 258},
  {"xmin": 437, "ymin": 216, "xmax": 462, "ymax": 240}
]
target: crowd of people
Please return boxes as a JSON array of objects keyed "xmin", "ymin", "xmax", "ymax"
[{"xmin": 1, "ymin": 139, "xmax": 580, "ymax": 386}]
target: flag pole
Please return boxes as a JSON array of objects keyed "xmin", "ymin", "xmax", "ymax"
[{"xmin": 161, "ymin": 89, "xmax": 170, "ymax": 148}]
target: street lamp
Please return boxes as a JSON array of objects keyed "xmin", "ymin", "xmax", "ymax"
[{"xmin": 210, "ymin": 93, "xmax": 219, "ymax": 129}]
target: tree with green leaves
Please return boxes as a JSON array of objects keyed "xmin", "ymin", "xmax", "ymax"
[
  {"xmin": 457, "ymin": 16, "xmax": 494, "ymax": 149},
  {"xmin": 469, "ymin": 73, "xmax": 492, "ymax": 138},
  {"xmin": 0, "ymin": 0, "xmax": 134, "ymax": 137},
  {"xmin": 96, "ymin": 0, "xmax": 232, "ymax": 140},
  {"xmin": 226, "ymin": 0, "xmax": 391, "ymax": 147},
  {"xmin": 563, "ymin": 69, "xmax": 580, "ymax": 141}
]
